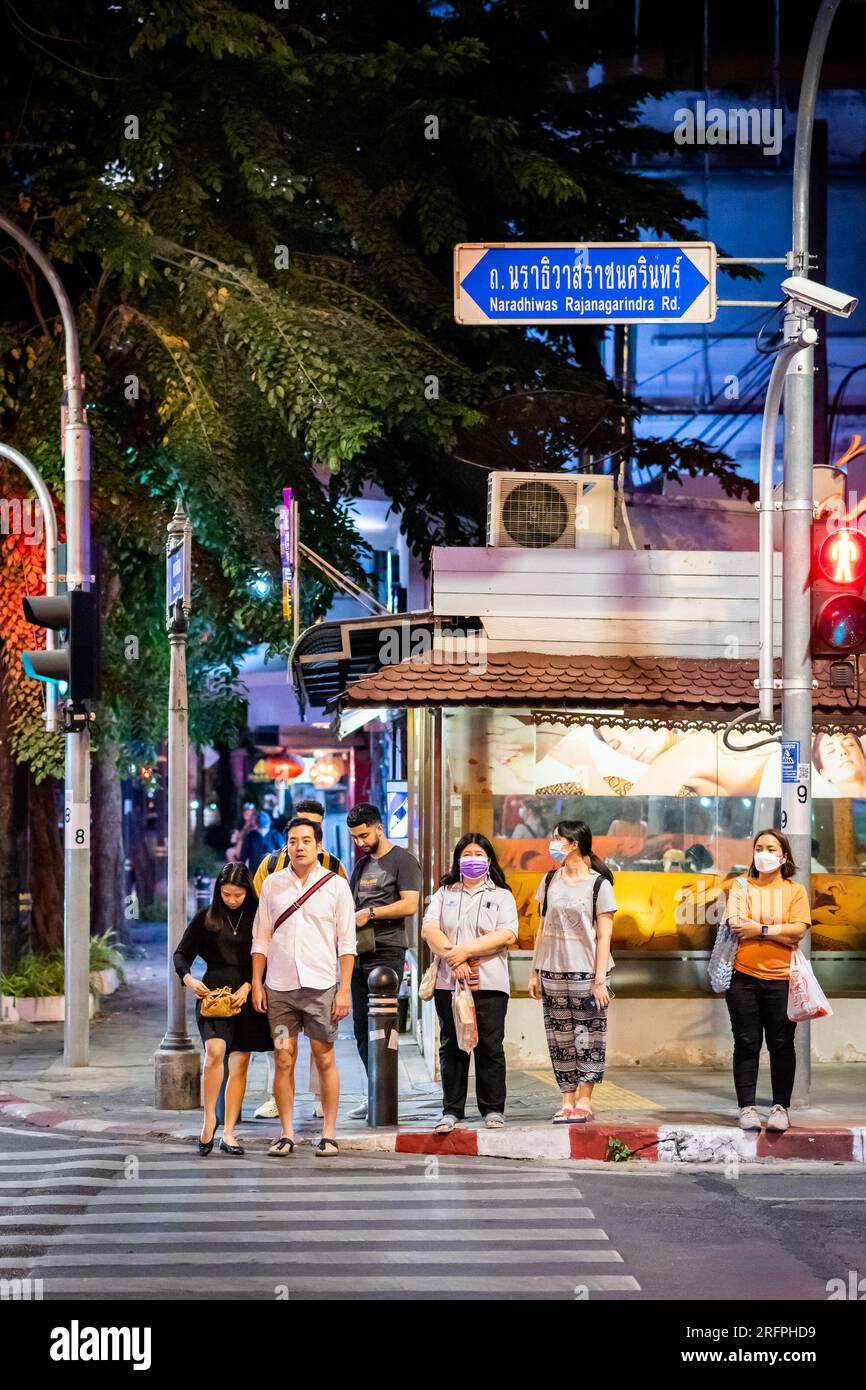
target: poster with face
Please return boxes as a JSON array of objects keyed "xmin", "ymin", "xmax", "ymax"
[{"xmin": 446, "ymin": 711, "xmax": 866, "ymax": 802}]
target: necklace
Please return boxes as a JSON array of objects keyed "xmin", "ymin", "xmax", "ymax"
[{"xmin": 226, "ymin": 909, "xmax": 244, "ymax": 936}]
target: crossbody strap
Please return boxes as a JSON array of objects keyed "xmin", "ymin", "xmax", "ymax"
[{"xmin": 273, "ymin": 871, "xmax": 336, "ymax": 932}]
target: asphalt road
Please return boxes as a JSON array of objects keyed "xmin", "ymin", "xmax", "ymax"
[{"xmin": 0, "ymin": 1123, "xmax": 863, "ymax": 1302}]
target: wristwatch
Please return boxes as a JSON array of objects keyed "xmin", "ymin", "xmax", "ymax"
[
  {"xmin": 760, "ymin": 923, "xmax": 769, "ymax": 936},
  {"xmin": 368, "ymin": 906, "xmax": 377, "ymax": 921}
]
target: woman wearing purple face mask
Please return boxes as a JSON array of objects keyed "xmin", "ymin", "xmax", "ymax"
[{"xmin": 421, "ymin": 834, "xmax": 518, "ymax": 1133}]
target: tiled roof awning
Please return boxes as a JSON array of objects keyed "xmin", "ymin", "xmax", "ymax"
[{"xmin": 338, "ymin": 651, "xmax": 866, "ymax": 723}]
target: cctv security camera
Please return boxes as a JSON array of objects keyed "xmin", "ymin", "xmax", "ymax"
[{"xmin": 781, "ymin": 276, "xmax": 859, "ymax": 319}]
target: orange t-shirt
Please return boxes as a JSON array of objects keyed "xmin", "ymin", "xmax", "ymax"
[{"xmin": 726, "ymin": 877, "xmax": 811, "ymax": 980}]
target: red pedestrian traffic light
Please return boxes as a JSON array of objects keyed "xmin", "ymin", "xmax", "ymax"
[{"xmin": 811, "ymin": 523, "xmax": 866, "ymax": 659}]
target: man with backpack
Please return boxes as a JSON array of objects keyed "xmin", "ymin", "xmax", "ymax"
[{"xmin": 252, "ymin": 797, "xmax": 346, "ymax": 893}]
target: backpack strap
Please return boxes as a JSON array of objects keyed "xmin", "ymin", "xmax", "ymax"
[
  {"xmin": 591, "ymin": 873, "xmax": 603, "ymax": 922},
  {"xmin": 266, "ymin": 851, "xmax": 280, "ymax": 875},
  {"xmin": 541, "ymin": 869, "xmax": 556, "ymax": 920}
]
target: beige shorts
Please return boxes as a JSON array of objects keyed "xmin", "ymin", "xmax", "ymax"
[{"xmin": 267, "ymin": 986, "xmax": 338, "ymax": 1045}]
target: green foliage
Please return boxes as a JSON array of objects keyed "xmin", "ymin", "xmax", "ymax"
[
  {"xmin": 0, "ymin": 1, "xmax": 752, "ymax": 769},
  {"xmin": 0, "ymin": 952, "xmax": 66, "ymax": 998},
  {"xmin": 89, "ymin": 931, "xmax": 126, "ymax": 983},
  {"xmin": 605, "ymin": 1136, "xmax": 634, "ymax": 1163}
]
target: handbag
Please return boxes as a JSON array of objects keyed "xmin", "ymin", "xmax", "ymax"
[
  {"xmin": 200, "ymin": 986, "xmax": 241, "ymax": 1018},
  {"xmin": 787, "ymin": 949, "xmax": 833, "ymax": 1022},
  {"xmin": 356, "ymin": 926, "xmax": 377, "ymax": 957},
  {"xmin": 418, "ymin": 957, "xmax": 439, "ymax": 1001},
  {"xmin": 708, "ymin": 875, "xmax": 748, "ymax": 994}
]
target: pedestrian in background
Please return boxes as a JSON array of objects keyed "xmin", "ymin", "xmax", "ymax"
[
  {"xmin": 174, "ymin": 862, "xmax": 272, "ymax": 1157},
  {"xmin": 421, "ymin": 834, "xmax": 518, "ymax": 1132},
  {"xmin": 529, "ymin": 820, "xmax": 616, "ymax": 1124},
  {"xmin": 242, "ymin": 810, "xmax": 282, "ymax": 872},
  {"xmin": 226, "ymin": 801, "xmax": 256, "ymax": 863},
  {"xmin": 251, "ymin": 797, "xmax": 347, "ymax": 1120},
  {"xmin": 724, "ymin": 828, "xmax": 811, "ymax": 1133},
  {"xmin": 345, "ymin": 803, "xmax": 421, "ymax": 1120},
  {"xmin": 252, "ymin": 817, "xmax": 356, "ymax": 1157}
]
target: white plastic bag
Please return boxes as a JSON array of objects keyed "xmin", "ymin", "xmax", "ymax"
[
  {"xmin": 452, "ymin": 979, "xmax": 479, "ymax": 1052},
  {"xmin": 787, "ymin": 949, "xmax": 833, "ymax": 1022}
]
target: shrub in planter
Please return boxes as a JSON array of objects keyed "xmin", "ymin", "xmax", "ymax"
[
  {"xmin": 0, "ymin": 951, "xmax": 98, "ymax": 1022},
  {"xmin": 89, "ymin": 931, "xmax": 126, "ymax": 992}
]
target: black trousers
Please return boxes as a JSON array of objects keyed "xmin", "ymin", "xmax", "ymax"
[
  {"xmin": 725, "ymin": 969, "xmax": 797, "ymax": 1108},
  {"xmin": 351, "ymin": 946, "xmax": 406, "ymax": 1073},
  {"xmin": 434, "ymin": 988, "xmax": 509, "ymax": 1119}
]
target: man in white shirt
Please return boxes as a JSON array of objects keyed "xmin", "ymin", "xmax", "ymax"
[{"xmin": 252, "ymin": 817, "xmax": 356, "ymax": 1157}]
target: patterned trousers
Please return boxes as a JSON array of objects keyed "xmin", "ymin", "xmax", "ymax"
[{"xmin": 540, "ymin": 970, "xmax": 608, "ymax": 1090}]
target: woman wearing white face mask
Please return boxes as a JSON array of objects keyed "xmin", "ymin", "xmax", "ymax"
[
  {"xmin": 421, "ymin": 834, "xmax": 518, "ymax": 1132},
  {"xmin": 724, "ymin": 828, "xmax": 811, "ymax": 1133},
  {"xmin": 529, "ymin": 820, "xmax": 616, "ymax": 1123}
]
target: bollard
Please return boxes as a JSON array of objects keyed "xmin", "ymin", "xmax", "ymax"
[{"xmin": 367, "ymin": 965, "xmax": 399, "ymax": 1127}]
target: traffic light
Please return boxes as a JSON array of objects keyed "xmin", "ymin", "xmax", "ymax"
[
  {"xmin": 21, "ymin": 591, "xmax": 99, "ymax": 704},
  {"xmin": 810, "ymin": 519, "xmax": 866, "ymax": 660}
]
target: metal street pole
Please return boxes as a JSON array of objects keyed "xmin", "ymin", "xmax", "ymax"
[
  {"xmin": 0, "ymin": 215, "xmax": 91, "ymax": 1067},
  {"xmin": 154, "ymin": 499, "xmax": 200, "ymax": 1108},
  {"xmin": 783, "ymin": 0, "xmax": 842, "ymax": 1106}
]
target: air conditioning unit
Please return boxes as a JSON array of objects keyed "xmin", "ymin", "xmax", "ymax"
[{"xmin": 486, "ymin": 472, "xmax": 618, "ymax": 549}]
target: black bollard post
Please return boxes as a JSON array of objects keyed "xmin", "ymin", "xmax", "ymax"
[{"xmin": 367, "ymin": 965, "xmax": 399, "ymax": 1127}]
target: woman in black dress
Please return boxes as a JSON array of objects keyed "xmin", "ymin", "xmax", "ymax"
[{"xmin": 174, "ymin": 862, "xmax": 272, "ymax": 1156}]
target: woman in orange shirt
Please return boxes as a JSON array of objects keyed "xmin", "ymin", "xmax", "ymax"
[{"xmin": 725, "ymin": 829, "xmax": 811, "ymax": 1134}]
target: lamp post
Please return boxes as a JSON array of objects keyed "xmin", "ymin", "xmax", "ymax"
[{"xmin": 154, "ymin": 499, "xmax": 200, "ymax": 1108}]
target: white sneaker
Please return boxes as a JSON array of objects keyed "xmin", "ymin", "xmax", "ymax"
[
  {"xmin": 738, "ymin": 1105, "xmax": 762, "ymax": 1131},
  {"xmin": 766, "ymin": 1105, "xmax": 790, "ymax": 1133},
  {"xmin": 254, "ymin": 1097, "xmax": 279, "ymax": 1120},
  {"xmin": 347, "ymin": 1101, "xmax": 368, "ymax": 1120}
]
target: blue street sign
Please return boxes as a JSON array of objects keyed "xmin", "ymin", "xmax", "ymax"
[
  {"xmin": 781, "ymin": 741, "xmax": 800, "ymax": 784},
  {"xmin": 167, "ymin": 540, "xmax": 187, "ymax": 611},
  {"xmin": 454, "ymin": 241, "xmax": 716, "ymax": 325}
]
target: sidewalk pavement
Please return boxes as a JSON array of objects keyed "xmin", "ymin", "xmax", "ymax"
[{"xmin": 1, "ymin": 937, "xmax": 864, "ymax": 1163}]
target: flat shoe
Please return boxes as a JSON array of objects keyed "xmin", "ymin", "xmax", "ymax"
[
  {"xmin": 219, "ymin": 1139, "xmax": 245, "ymax": 1156},
  {"xmin": 198, "ymin": 1123, "xmax": 218, "ymax": 1156}
]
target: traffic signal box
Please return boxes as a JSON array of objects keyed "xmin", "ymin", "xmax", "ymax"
[
  {"xmin": 21, "ymin": 590, "xmax": 100, "ymax": 705},
  {"xmin": 810, "ymin": 518, "xmax": 866, "ymax": 662}
]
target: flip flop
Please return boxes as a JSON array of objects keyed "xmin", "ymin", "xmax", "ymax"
[
  {"xmin": 268, "ymin": 1136, "xmax": 295, "ymax": 1157},
  {"xmin": 314, "ymin": 1137, "xmax": 339, "ymax": 1157},
  {"xmin": 552, "ymin": 1107, "xmax": 575, "ymax": 1124},
  {"xmin": 569, "ymin": 1106, "xmax": 594, "ymax": 1124},
  {"xmin": 434, "ymin": 1115, "xmax": 458, "ymax": 1134}
]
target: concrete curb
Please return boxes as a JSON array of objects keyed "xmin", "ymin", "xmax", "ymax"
[{"xmin": 1, "ymin": 1094, "xmax": 862, "ymax": 1162}]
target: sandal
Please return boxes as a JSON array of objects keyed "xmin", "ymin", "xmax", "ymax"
[
  {"xmin": 434, "ymin": 1114, "xmax": 458, "ymax": 1134},
  {"xmin": 484, "ymin": 1113, "xmax": 505, "ymax": 1129},
  {"xmin": 552, "ymin": 1106, "xmax": 575, "ymax": 1124},
  {"xmin": 569, "ymin": 1105, "xmax": 594, "ymax": 1124},
  {"xmin": 314, "ymin": 1137, "xmax": 339, "ymax": 1157},
  {"xmin": 268, "ymin": 1135, "xmax": 295, "ymax": 1157}
]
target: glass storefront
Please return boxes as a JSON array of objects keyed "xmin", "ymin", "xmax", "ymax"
[{"xmin": 441, "ymin": 708, "xmax": 866, "ymax": 956}]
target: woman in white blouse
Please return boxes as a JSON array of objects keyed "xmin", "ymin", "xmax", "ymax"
[{"xmin": 421, "ymin": 834, "xmax": 518, "ymax": 1133}]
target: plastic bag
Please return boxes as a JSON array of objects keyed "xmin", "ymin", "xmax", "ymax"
[
  {"xmin": 787, "ymin": 949, "xmax": 833, "ymax": 1022},
  {"xmin": 452, "ymin": 979, "xmax": 479, "ymax": 1052},
  {"xmin": 707, "ymin": 876, "xmax": 748, "ymax": 993}
]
